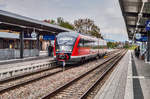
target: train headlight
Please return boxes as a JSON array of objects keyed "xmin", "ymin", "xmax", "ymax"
[
  {"xmin": 56, "ymin": 49, "xmax": 59, "ymax": 51},
  {"xmin": 68, "ymin": 49, "xmax": 72, "ymax": 52}
]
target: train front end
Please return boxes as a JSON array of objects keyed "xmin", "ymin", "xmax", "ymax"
[{"xmin": 54, "ymin": 32, "xmax": 79, "ymax": 65}]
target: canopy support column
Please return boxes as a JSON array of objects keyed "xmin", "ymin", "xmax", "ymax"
[
  {"xmin": 147, "ymin": 31, "xmax": 150, "ymax": 62},
  {"xmin": 20, "ymin": 30, "xmax": 24, "ymax": 58},
  {"xmin": 36, "ymin": 33, "xmax": 40, "ymax": 56}
]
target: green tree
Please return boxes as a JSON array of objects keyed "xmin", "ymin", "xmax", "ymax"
[
  {"xmin": 57, "ymin": 17, "xmax": 75, "ymax": 30},
  {"xmin": 43, "ymin": 18, "xmax": 74, "ymax": 30},
  {"xmin": 74, "ymin": 18, "xmax": 101, "ymax": 38},
  {"xmin": 44, "ymin": 18, "xmax": 102, "ymax": 37},
  {"xmin": 107, "ymin": 42, "xmax": 117, "ymax": 48}
]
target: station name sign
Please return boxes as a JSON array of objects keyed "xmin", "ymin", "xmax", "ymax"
[
  {"xmin": 135, "ymin": 33, "xmax": 141, "ymax": 40},
  {"xmin": 43, "ymin": 35, "xmax": 55, "ymax": 40},
  {"xmin": 24, "ymin": 32, "xmax": 37, "ymax": 38}
]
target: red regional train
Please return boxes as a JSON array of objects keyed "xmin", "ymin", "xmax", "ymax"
[{"xmin": 53, "ymin": 32, "xmax": 107, "ymax": 65}]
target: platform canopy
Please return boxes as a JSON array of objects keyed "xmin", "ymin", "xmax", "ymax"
[
  {"xmin": 119, "ymin": 0, "xmax": 150, "ymax": 40},
  {"xmin": 0, "ymin": 10, "xmax": 73, "ymax": 35}
]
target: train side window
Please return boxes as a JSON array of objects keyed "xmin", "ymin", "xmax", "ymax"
[
  {"xmin": 84, "ymin": 40, "xmax": 89, "ymax": 47},
  {"xmin": 84, "ymin": 40, "xmax": 93, "ymax": 48},
  {"xmin": 78, "ymin": 39, "xmax": 84, "ymax": 47}
]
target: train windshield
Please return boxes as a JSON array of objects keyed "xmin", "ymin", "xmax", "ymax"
[
  {"xmin": 57, "ymin": 37, "xmax": 75, "ymax": 45},
  {"xmin": 56, "ymin": 36, "xmax": 76, "ymax": 52}
]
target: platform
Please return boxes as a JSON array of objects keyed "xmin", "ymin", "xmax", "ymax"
[
  {"xmin": 0, "ymin": 56, "xmax": 54, "ymax": 80},
  {"xmin": 94, "ymin": 50, "xmax": 150, "ymax": 99},
  {"xmin": 0, "ymin": 56, "xmax": 53, "ymax": 70},
  {"xmin": 130, "ymin": 52, "xmax": 150, "ymax": 99}
]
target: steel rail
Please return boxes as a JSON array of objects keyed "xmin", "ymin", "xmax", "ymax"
[
  {"xmin": 0, "ymin": 67, "xmax": 63, "ymax": 94},
  {"xmin": 79, "ymin": 50, "xmax": 127, "ymax": 99},
  {"xmin": 0, "ymin": 49, "xmax": 123, "ymax": 95},
  {"xmin": 0, "ymin": 52, "xmax": 107, "ymax": 94},
  {"xmin": 41, "ymin": 50, "xmax": 125, "ymax": 99}
]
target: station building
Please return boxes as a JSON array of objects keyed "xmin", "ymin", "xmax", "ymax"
[
  {"xmin": 0, "ymin": 30, "xmax": 38, "ymax": 60},
  {"xmin": 0, "ymin": 10, "xmax": 72, "ymax": 60}
]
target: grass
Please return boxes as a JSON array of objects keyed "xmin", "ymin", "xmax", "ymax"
[{"xmin": 128, "ymin": 45, "xmax": 137, "ymax": 50}]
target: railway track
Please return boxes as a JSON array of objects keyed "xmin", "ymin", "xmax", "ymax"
[
  {"xmin": 106, "ymin": 49, "xmax": 121, "ymax": 56},
  {"xmin": 42, "ymin": 50, "xmax": 126, "ymax": 99},
  {"xmin": 0, "ymin": 50, "xmax": 123, "ymax": 98},
  {"xmin": 80, "ymin": 50, "xmax": 126, "ymax": 99},
  {"xmin": 0, "ymin": 58, "xmax": 98, "ymax": 94},
  {"xmin": 0, "ymin": 49, "xmax": 119, "ymax": 85},
  {"xmin": 0, "ymin": 65, "xmax": 63, "ymax": 93}
]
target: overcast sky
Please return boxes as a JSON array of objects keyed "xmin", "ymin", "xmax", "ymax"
[{"xmin": 0, "ymin": 0, "xmax": 128, "ymax": 41}]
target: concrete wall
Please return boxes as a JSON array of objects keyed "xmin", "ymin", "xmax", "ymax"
[{"xmin": 0, "ymin": 49, "xmax": 39, "ymax": 60}]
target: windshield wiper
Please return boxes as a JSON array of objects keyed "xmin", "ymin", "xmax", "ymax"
[{"xmin": 59, "ymin": 40, "xmax": 71, "ymax": 45}]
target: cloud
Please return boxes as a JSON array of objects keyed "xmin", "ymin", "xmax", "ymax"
[
  {"xmin": 0, "ymin": 0, "xmax": 7, "ymax": 9},
  {"xmin": 0, "ymin": 0, "xmax": 128, "ymax": 41}
]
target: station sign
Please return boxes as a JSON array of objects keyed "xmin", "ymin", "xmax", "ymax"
[
  {"xmin": 24, "ymin": 33, "xmax": 31, "ymax": 38},
  {"xmin": 31, "ymin": 31, "xmax": 37, "ymax": 38},
  {"xmin": 135, "ymin": 33, "xmax": 141, "ymax": 40},
  {"xmin": 146, "ymin": 20, "xmax": 150, "ymax": 31},
  {"xmin": 43, "ymin": 35, "xmax": 55, "ymax": 40},
  {"xmin": 136, "ymin": 36, "xmax": 147, "ymax": 42},
  {"xmin": 24, "ymin": 32, "xmax": 37, "ymax": 38}
]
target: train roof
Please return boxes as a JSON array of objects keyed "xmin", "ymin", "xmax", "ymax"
[
  {"xmin": 57, "ymin": 32, "xmax": 104, "ymax": 41},
  {"xmin": 56, "ymin": 32, "xmax": 79, "ymax": 38}
]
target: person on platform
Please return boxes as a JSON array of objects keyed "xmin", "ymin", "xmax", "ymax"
[
  {"xmin": 135, "ymin": 46, "xmax": 140, "ymax": 58},
  {"xmin": 48, "ymin": 42, "xmax": 53, "ymax": 57}
]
